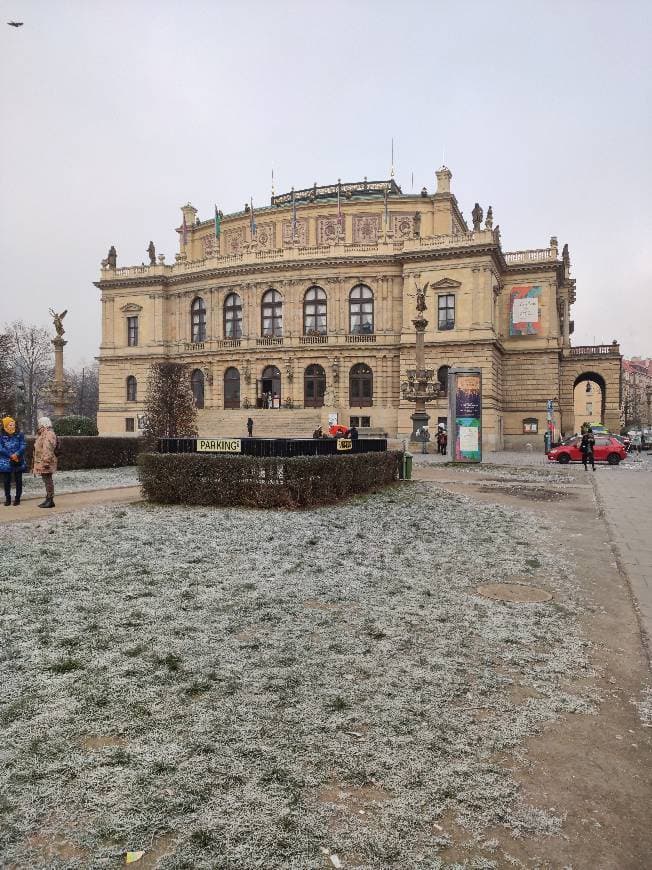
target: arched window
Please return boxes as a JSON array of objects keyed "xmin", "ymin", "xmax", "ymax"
[
  {"xmin": 224, "ymin": 293, "xmax": 242, "ymax": 339},
  {"xmin": 303, "ymin": 286, "xmax": 327, "ymax": 335},
  {"xmin": 304, "ymin": 364, "xmax": 326, "ymax": 407},
  {"xmin": 224, "ymin": 367, "xmax": 240, "ymax": 409},
  {"xmin": 191, "ymin": 369, "xmax": 205, "ymax": 409},
  {"xmin": 191, "ymin": 297, "xmax": 207, "ymax": 342},
  {"xmin": 261, "ymin": 289, "xmax": 283, "ymax": 337},
  {"xmin": 126, "ymin": 375, "xmax": 137, "ymax": 402},
  {"xmin": 437, "ymin": 365, "xmax": 450, "ymax": 397},
  {"xmin": 349, "ymin": 363, "xmax": 373, "ymax": 407},
  {"xmin": 349, "ymin": 284, "xmax": 374, "ymax": 334}
]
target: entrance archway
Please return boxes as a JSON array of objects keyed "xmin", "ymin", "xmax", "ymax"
[
  {"xmin": 259, "ymin": 365, "xmax": 281, "ymax": 407},
  {"xmin": 304, "ymin": 364, "xmax": 326, "ymax": 407},
  {"xmin": 573, "ymin": 371, "xmax": 606, "ymax": 433}
]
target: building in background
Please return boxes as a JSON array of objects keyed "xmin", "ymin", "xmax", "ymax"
[
  {"xmin": 95, "ymin": 167, "xmax": 622, "ymax": 447},
  {"xmin": 622, "ymin": 357, "xmax": 652, "ymax": 431}
]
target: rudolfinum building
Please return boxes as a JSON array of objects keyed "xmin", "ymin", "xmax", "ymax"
[{"xmin": 96, "ymin": 167, "xmax": 621, "ymax": 448}]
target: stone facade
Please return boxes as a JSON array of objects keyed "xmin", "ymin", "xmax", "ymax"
[{"xmin": 96, "ymin": 168, "xmax": 622, "ymax": 448}]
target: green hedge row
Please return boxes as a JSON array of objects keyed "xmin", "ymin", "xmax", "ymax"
[
  {"xmin": 137, "ymin": 451, "xmax": 402, "ymax": 508},
  {"xmin": 25, "ymin": 436, "xmax": 142, "ymax": 470}
]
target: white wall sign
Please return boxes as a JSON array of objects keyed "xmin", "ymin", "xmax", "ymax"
[
  {"xmin": 459, "ymin": 426, "xmax": 479, "ymax": 452},
  {"xmin": 512, "ymin": 297, "xmax": 539, "ymax": 323}
]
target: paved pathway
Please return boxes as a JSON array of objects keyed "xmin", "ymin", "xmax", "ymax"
[
  {"xmin": 593, "ymin": 455, "xmax": 652, "ymax": 662},
  {"xmin": 0, "ymin": 486, "xmax": 142, "ymax": 525}
]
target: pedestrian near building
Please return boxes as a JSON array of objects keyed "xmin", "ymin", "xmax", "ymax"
[
  {"xmin": 0, "ymin": 416, "xmax": 27, "ymax": 506},
  {"xmin": 349, "ymin": 423, "xmax": 359, "ymax": 441},
  {"xmin": 581, "ymin": 427, "xmax": 595, "ymax": 471},
  {"xmin": 246, "ymin": 416, "xmax": 254, "ymax": 437},
  {"xmin": 436, "ymin": 426, "xmax": 448, "ymax": 456},
  {"xmin": 32, "ymin": 417, "xmax": 58, "ymax": 508}
]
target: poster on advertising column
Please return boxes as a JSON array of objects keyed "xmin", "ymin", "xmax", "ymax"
[{"xmin": 448, "ymin": 368, "xmax": 482, "ymax": 463}]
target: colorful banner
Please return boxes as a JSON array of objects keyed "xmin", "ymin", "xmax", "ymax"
[
  {"xmin": 509, "ymin": 285, "xmax": 541, "ymax": 336},
  {"xmin": 451, "ymin": 371, "xmax": 482, "ymax": 462}
]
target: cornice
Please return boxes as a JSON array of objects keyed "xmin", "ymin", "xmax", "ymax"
[{"xmin": 95, "ymin": 243, "xmax": 509, "ymax": 292}]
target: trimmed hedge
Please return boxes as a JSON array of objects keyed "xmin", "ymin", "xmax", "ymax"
[
  {"xmin": 138, "ymin": 451, "xmax": 402, "ymax": 509},
  {"xmin": 53, "ymin": 415, "xmax": 99, "ymax": 436},
  {"xmin": 25, "ymin": 436, "xmax": 143, "ymax": 470}
]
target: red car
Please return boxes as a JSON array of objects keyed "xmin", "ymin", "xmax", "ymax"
[{"xmin": 548, "ymin": 435, "xmax": 627, "ymax": 465}]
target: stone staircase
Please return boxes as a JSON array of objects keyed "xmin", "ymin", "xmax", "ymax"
[{"xmin": 197, "ymin": 408, "xmax": 326, "ymax": 438}]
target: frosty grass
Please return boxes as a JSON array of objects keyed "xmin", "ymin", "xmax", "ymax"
[
  {"xmin": 20, "ymin": 466, "xmax": 139, "ymax": 497},
  {"xmin": 0, "ymin": 482, "xmax": 597, "ymax": 869}
]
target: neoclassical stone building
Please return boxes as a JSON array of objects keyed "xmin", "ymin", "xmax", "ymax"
[{"xmin": 96, "ymin": 167, "xmax": 622, "ymax": 447}]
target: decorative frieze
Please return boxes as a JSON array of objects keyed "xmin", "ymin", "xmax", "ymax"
[
  {"xmin": 282, "ymin": 219, "xmax": 307, "ymax": 246},
  {"xmin": 353, "ymin": 214, "xmax": 381, "ymax": 244},
  {"xmin": 317, "ymin": 216, "xmax": 341, "ymax": 245},
  {"xmin": 223, "ymin": 227, "xmax": 245, "ymax": 254}
]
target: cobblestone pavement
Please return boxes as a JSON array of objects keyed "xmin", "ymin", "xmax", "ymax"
[{"xmin": 593, "ymin": 453, "xmax": 652, "ymax": 663}]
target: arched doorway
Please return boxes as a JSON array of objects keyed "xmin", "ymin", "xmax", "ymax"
[
  {"xmin": 224, "ymin": 367, "xmax": 240, "ymax": 409},
  {"xmin": 259, "ymin": 365, "xmax": 281, "ymax": 407},
  {"xmin": 304, "ymin": 364, "xmax": 326, "ymax": 407},
  {"xmin": 573, "ymin": 371, "xmax": 606, "ymax": 433},
  {"xmin": 349, "ymin": 363, "xmax": 373, "ymax": 407}
]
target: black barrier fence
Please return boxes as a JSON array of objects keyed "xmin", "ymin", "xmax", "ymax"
[{"xmin": 157, "ymin": 437, "xmax": 387, "ymax": 457}]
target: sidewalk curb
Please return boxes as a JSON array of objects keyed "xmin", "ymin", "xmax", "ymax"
[{"xmin": 591, "ymin": 474, "xmax": 651, "ymax": 670}]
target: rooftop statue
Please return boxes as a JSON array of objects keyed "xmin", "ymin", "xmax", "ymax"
[
  {"xmin": 472, "ymin": 202, "xmax": 483, "ymax": 231},
  {"xmin": 49, "ymin": 308, "xmax": 67, "ymax": 337},
  {"xmin": 147, "ymin": 240, "xmax": 156, "ymax": 266}
]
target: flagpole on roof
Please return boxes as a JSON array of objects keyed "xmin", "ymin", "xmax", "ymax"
[{"xmin": 390, "ymin": 137, "xmax": 395, "ymax": 179}]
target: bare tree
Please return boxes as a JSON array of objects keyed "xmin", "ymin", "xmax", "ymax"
[
  {"xmin": 0, "ymin": 332, "xmax": 17, "ymax": 417},
  {"xmin": 65, "ymin": 362, "xmax": 100, "ymax": 421},
  {"xmin": 5, "ymin": 321, "xmax": 53, "ymax": 434}
]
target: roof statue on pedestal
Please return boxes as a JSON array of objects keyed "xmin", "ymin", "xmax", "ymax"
[
  {"xmin": 472, "ymin": 202, "xmax": 483, "ymax": 231},
  {"xmin": 49, "ymin": 308, "xmax": 67, "ymax": 337},
  {"xmin": 485, "ymin": 206, "xmax": 493, "ymax": 230},
  {"xmin": 102, "ymin": 246, "xmax": 117, "ymax": 269},
  {"xmin": 147, "ymin": 241, "xmax": 156, "ymax": 266}
]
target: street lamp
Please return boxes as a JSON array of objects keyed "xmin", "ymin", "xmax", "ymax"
[{"xmin": 401, "ymin": 281, "xmax": 442, "ymax": 446}]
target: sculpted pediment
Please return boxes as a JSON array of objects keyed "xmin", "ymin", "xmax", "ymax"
[
  {"xmin": 430, "ymin": 277, "xmax": 462, "ymax": 289},
  {"xmin": 120, "ymin": 303, "xmax": 143, "ymax": 313}
]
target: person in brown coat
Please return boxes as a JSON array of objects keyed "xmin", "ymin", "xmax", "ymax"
[{"xmin": 33, "ymin": 416, "xmax": 58, "ymax": 508}]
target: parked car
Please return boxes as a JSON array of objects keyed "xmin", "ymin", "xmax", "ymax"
[{"xmin": 548, "ymin": 435, "xmax": 627, "ymax": 465}]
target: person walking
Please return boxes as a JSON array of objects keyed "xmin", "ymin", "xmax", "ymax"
[
  {"xmin": 246, "ymin": 416, "xmax": 254, "ymax": 437},
  {"xmin": 349, "ymin": 423, "xmax": 359, "ymax": 442},
  {"xmin": 580, "ymin": 426, "xmax": 595, "ymax": 471},
  {"xmin": 0, "ymin": 416, "xmax": 27, "ymax": 506},
  {"xmin": 33, "ymin": 417, "xmax": 58, "ymax": 508}
]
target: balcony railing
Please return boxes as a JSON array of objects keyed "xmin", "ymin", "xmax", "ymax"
[
  {"xmin": 346, "ymin": 334, "xmax": 377, "ymax": 343},
  {"xmin": 256, "ymin": 336, "xmax": 284, "ymax": 346},
  {"xmin": 504, "ymin": 248, "xmax": 556, "ymax": 264},
  {"xmin": 568, "ymin": 344, "xmax": 620, "ymax": 357},
  {"xmin": 299, "ymin": 334, "xmax": 328, "ymax": 344}
]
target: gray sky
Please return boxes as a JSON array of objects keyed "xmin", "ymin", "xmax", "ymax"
[{"xmin": 1, "ymin": 0, "xmax": 650, "ymax": 366}]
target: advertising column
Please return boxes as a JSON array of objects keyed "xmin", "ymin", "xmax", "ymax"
[{"xmin": 448, "ymin": 367, "xmax": 482, "ymax": 463}]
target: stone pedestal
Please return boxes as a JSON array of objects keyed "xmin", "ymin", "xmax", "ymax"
[{"xmin": 46, "ymin": 336, "xmax": 72, "ymax": 419}]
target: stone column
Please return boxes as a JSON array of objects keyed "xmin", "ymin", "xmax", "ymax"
[
  {"xmin": 48, "ymin": 337, "xmax": 72, "ymax": 419},
  {"xmin": 562, "ymin": 295, "xmax": 570, "ymax": 346}
]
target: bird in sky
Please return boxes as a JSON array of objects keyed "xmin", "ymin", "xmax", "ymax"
[{"xmin": 7, "ymin": 21, "xmax": 24, "ymax": 27}]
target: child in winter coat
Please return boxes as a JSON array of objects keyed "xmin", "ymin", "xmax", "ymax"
[{"xmin": 0, "ymin": 416, "xmax": 27, "ymax": 506}]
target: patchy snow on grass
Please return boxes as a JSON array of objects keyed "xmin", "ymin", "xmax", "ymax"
[
  {"xmin": 21, "ymin": 466, "xmax": 139, "ymax": 496},
  {"xmin": 0, "ymin": 483, "xmax": 597, "ymax": 869}
]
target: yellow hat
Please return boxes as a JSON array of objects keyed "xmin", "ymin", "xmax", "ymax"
[{"xmin": 2, "ymin": 416, "xmax": 16, "ymax": 433}]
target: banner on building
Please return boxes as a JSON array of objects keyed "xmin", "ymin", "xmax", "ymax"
[
  {"xmin": 448, "ymin": 368, "xmax": 482, "ymax": 463},
  {"xmin": 509, "ymin": 285, "xmax": 542, "ymax": 336}
]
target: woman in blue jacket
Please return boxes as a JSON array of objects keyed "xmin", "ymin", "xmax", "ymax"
[{"xmin": 0, "ymin": 416, "xmax": 27, "ymax": 506}]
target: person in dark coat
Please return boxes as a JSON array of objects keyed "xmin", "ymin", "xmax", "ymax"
[
  {"xmin": 0, "ymin": 416, "xmax": 27, "ymax": 506},
  {"xmin": 247, "ymin": 417, "xmax": 254, "ymax": 437},
  {"xmin": 349, "ymin": 424, "xmax": 359, "ymax": 441},
  {"xmin": 580, "ymin": 427, "xmax": 595, "ymax": 471}
]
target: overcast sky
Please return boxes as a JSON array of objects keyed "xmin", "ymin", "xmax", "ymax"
[{"xmin": 1, "ymin": 0, "xmax": 650, "ymax": 366}]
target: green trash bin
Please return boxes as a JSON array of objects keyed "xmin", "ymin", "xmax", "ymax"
[{"xmin": 404, "ymin": 453, "xmax": 413, "ymax": 480}]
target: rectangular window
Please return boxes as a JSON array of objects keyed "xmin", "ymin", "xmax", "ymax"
[
  {"xmin": 125, "ymin": 417, "xmax": 135, "ymax": 432},
  {"xmin": 361, "ymin": 416, "xmax": 371, "ymax": 427},
  {"xmin": 438, "ymin": 294, "xmax": 455, "ymax": 330},
  {"xmin": 127, "ymin": 316, "xmax": 139, "ymax": 346},
  {"xmin": 349, "ymin": 416, "xmax": 360, "ymax": 427},
  {"xmin": 586, "ymin": 402, "xmax": 593, "ymax": 415}
]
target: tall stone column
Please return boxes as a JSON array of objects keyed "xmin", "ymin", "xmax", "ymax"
[{"xmin": 48, "ymin": 336, "xmax": 72, "ymax": 419}]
